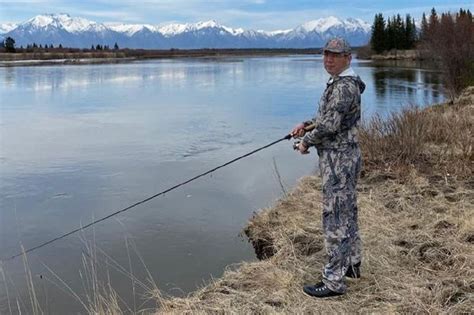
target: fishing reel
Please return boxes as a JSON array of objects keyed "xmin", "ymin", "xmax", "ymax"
[
  {"xmin": 293, "ymin": 139, "xmax": 302, "ymax": 151},
  {"xmin": 291, "ymin": 123, "xmax": 314, "ymax": 153},
  {"xmin": 292, "ymin": 139, "xmax": 310, "ymax": 154}
]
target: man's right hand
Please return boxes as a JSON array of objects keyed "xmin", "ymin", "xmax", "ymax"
[{"xmin": 291, "ymin": 123, "xmax": 306, "ymax": 138}]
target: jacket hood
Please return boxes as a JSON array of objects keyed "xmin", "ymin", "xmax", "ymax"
[{"xmin": 334, "ymin": 67, "xmax": 366, "ymax": 94}]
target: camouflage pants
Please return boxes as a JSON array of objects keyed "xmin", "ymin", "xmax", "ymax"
[{"xmin": 318, "ymin": 145, "xmax": 362, "ymax": 293}]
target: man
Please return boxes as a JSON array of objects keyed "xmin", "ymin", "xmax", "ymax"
[{"xmin": 291, "ymin": 37, "xmax": 366, "ymax": 298}]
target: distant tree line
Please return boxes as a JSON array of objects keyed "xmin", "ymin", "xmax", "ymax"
[
  {"xmin": 90, "ymin": 43, "xmax": 120, "ymax": 51},
  {"xmin": 370, "ymin": 13, "xmax": 417, "ymax": 53},
  {"xmin": 1, "ymin": 38, "xmax": 120, "ymax": 53}
]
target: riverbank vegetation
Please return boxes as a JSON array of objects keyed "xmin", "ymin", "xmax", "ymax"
[{"xmin": 156, "ymin": 87, "xmax": 473, "ymax": 313}]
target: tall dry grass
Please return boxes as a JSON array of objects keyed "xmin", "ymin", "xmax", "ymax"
[
  {"xmin": 0, "ymin": 235, "xmax": 161, "ymax": 314},
  {"xmin": 360, "ymin": 96, "xmax": 473, "ymax": 179}
]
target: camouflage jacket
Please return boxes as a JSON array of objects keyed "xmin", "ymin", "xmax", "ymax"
[{"xmin": 302, "ymin": 68, "xmax": 366, "ymax": 150}]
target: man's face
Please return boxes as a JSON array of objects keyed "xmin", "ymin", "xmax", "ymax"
[{"xmin": 323, "ymin": 51, "xmax": 351, "ymax": 76}]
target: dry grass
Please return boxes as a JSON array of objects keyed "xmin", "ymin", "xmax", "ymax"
[
  {"xmin": 156, "ymin": 88, "xmax": 474, "ymax": 314},
  {"xmin": 0, "ymin": 235, "xmax": 163, "ymax": 314},
  {"xmin": 359, "ymin": 87, "xmax": 474, "ymax": 179}
]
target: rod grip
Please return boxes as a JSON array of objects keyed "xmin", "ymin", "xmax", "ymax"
[{"xmin": 304, "ymin": 124, "xmax": 315, "ymax": 132}]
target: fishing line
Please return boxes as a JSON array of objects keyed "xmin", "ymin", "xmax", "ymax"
[{"xmin": 1, "ymin": 133, "xmax": 294, "ymax": 263}]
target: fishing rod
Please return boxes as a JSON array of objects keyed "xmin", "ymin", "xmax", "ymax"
[{"xmin": 1, "ymin": 124, "xmax": 315, "ymax": 263}]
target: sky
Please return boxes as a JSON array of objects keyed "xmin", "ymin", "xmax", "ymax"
[{"xmin": 0, "ymin": 0, "xmax": 472, "ymax": 30}]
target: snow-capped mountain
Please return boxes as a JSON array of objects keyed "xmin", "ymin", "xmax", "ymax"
[
  {"xmin": 1, "ymin": 14, "xmax": 371, "ymax": 49},
  {"xmin": 106, "ymin": 23, "xmax": 158, "ymax": 36},
  {"xmin": 0, "ymin": 23, "xmax": 17, "ymax": 35},
  {"xmin": 158, "ymin": 20, "xmax": 244, "ymax": 37}
]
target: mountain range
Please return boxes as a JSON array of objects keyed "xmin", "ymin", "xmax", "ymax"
[{"xmin": 1, "ymin": 14, "xmax": 371, "ymax": 49}]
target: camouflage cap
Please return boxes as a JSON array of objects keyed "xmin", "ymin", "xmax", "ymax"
[{"xmin": 323, "ymin": 37, "xmax": 351, "ymax": 54}]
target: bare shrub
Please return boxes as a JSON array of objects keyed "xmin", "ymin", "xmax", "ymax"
[
  {"xmin": 359, "ymin": 106, "xmax": 429, "ymax": 172},
  {"xmin": 421, "ymin": 9, "xmax": 474, "ymax": 98}
]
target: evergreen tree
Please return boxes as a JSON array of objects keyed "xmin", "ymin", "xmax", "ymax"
[
  {"xmin": 428, "ymin": 7, "xmax": 439, "ymax": 40},
  {"xmin": 114, "ymin": 42, "xmax": 119, "ymax": 50},
  {"xmin": 370, "ymin": 13, "xmax": 386, "ymax": 53},
  {"xmin": 96, "ymin": 44, "xmax": 102, "ymax": 50},
  {"xmin": 91, "ymin": 45, "xmax": 95, "ymax": 50},
  {"xmin": 404, "ymin": 14, "xmax": 416, "ymax": 49},
  {"xmin": 4, "ymin": 36, "xmax": 16, "ymax": 52},
  {"xmin": 385, "ymin": 18, "xmax": 395, "ymax": 50},
  {"xmin": 59, "ymin": 44, "xmax": 63, "ymax": 49},
  {"xmin": 420, "ymin": 12, "xmax": 428, "ymax": 41},
  {"xmin": 394, "ymin": 14, "xmax": 405, "ymax": 49}
]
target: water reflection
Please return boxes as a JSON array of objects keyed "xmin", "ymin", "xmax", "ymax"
[
  {"xmin": 369, "ymin": 64, "xmax": 443, "ymax": 109},
  {"xmin": 372, "ymin": 68, "xmax": 416, "ymax": 99}
]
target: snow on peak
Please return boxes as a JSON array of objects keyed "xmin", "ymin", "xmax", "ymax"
[
  {"xmin": 195, "ymin": 20, "xmax": 220, "ymax": 29},
  {"xmin": 158, "ymin": 20, "xmax": 241, "ymax": 36},
  {"xmin": 106, "ymin": 23, "xmax": 157, "ymax": 35},
  {"xmin": 297, "ymin": 16, "xmax": 370, "ymax": 34},
  {"xmin": 158, "ymin": 23, "xmax": 190, "ymax": 36},
  {"xmin": 0, "ymin": 23, "xmax": 17, "ymax": 34},
  {"xmin": 262, "ymin": 29, "xmax": 293, "ymax": 36},
  {"xmin": 345, "ymin": 18, "xmax": 371, "ymax": 32},
  {"xmin": 23, "ymin": 13, "xmax": 106, "ymax": 33},
  {"xmin": 300, "ymin": 16, "xmax": 343, "ymax": 33}
]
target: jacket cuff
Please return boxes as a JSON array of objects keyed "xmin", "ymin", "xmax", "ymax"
[{"xmin": 302, "ymin": 137, "xmax": 311, "ymax": 148}]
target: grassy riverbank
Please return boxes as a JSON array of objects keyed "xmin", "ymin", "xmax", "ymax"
[{"xmin": 155, "ymin": 87, "xmax": 474, "ymax": 313}]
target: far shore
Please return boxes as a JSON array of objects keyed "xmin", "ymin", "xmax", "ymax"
[
  {"xmin": 0, "ymin": 47, "xmax": 433, "ymax": 68},
  {"xmin": 0, "ymin": 48, "xmax": 323, "ymax": 67}
]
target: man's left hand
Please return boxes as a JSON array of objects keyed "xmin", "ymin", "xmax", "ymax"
[{"xmin": 298, "ymin": 142, "xmax": 309, "ymax": 154}]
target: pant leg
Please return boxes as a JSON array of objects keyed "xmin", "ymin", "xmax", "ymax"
[
  {"xmin": 318, "ymin": 146, "xmax": 361, "ymax": 293},
  {"xmin": 349, "ymin": 147, "xmax": 362, "ymax": 267}
]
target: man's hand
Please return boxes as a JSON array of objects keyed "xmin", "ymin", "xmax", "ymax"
[
  {"xmin": 291, "ymin": 123, "xmax": 306, "ymax": 138},
  {"xmin": 297, "ymin": 141, "xmax": 309, "ymax": 154}
]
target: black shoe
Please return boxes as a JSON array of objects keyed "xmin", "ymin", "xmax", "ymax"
[
  {"xmin": 303, "ymin": 282, "xmax": 344, "ymax": 298},
  {"xmin": 345, "ymin": 262, "xmax": 361, "ymax": 279}
]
